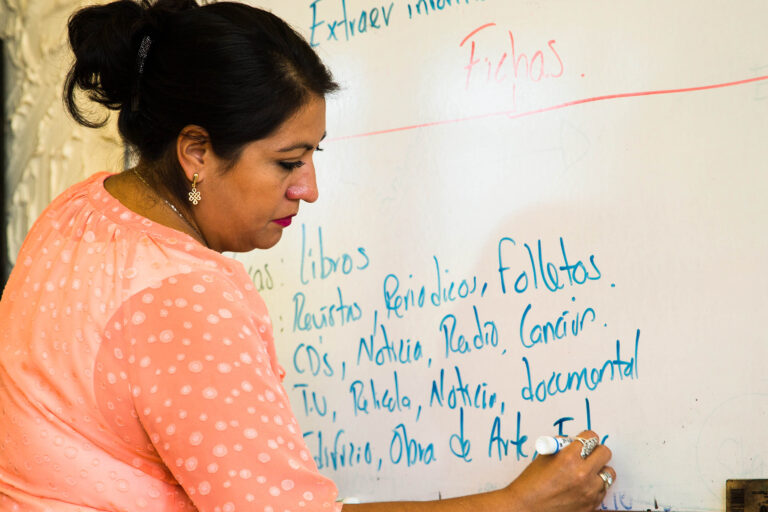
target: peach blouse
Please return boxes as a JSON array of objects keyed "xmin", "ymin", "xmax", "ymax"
[{"xmin": 0, "ymin": 173, "xmax": 341, "ymax": 511}]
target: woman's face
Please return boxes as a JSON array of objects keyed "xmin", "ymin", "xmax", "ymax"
[{"xmin": 197, "ymin": 95, "xmax": 326, "ymax": 252}]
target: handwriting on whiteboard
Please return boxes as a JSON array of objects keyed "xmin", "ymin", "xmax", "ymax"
[
  {"xmin": 253, "ymin": 223, "xmax": 642, "ymax": 500},
  {"xmin": 460, "ymin": 23, "xmax": 564, "ymax": 91},
  {"xmin": 308, "ymin": 0, "xmax": 492, "ymax": 47}
]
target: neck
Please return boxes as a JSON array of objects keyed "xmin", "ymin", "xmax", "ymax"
[{"xmin": 130, "ymin": 168, "xmax": 209, "ymax": 248}]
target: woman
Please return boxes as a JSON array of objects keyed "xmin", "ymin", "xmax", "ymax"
[{"xmin": 0, "ymin": 0, "xmax": 615, "ymax": 510}]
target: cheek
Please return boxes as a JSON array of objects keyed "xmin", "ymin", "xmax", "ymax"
[
  {"xmin": 228, "ymin": 173, "xmax": 287, "ymax": 222},
  {"xmin": 246, "ymin": 192, "xmax": 282, "ymax": 223}
]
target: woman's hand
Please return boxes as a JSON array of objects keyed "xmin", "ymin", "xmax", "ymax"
[
  {"xmin": 345, "ymin": 430, "xmax": 614, "ymax": 512},
  {"xmin": 502, "ymin": 430, "xmax": 615, "ymax": 512}
]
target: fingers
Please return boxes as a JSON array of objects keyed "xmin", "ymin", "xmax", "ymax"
[
  {"xmin": 561, "ymin": 431, "xmax": 615, "ymax": 505},
  {"xmin": 506, "ymin": 430, "xmax": 616, "ymax": 512},
  {"xmin": 598, "ymin": 466, "xmax": 616, "ymax": 492},
  {"xmin": 568, "ymin": 430, "xmax": 611, "ymax": 468}
]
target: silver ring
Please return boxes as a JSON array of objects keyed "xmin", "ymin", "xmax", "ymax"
[
  {"xmin": 575, "ymin": 436, "xmax": 599, "ymax": 458},
  {"xmin": 599, "ymin": 471, "xmax": 614, "ymax": 490}
]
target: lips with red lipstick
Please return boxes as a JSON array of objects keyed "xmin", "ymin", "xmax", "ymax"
[{"xmin": 273, "ymin": 215, "xmax": 295, "ymax": 227}]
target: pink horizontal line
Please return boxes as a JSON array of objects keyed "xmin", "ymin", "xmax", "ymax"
[{"xmin": 329, "ymin": 74, "xmax": 768, "ymax": 142}]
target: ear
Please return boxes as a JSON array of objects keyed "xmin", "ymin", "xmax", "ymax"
[{"xmin": 176, "ymin": 125, "xmax": 214, "ymax": 183}]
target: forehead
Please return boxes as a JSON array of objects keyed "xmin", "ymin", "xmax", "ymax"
[{"xmin": 260, "ymin": 95, "xmax": 327, "ymax": 151}]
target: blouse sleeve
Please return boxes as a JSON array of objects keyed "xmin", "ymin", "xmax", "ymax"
[{"xmin": 102, "ymin": 271, "xmax": 341, "ymax": 511}]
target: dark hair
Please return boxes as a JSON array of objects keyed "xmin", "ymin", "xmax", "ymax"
[{"xmin": 64, "ymin": 0, "xmax": 338, "ymax": 202}]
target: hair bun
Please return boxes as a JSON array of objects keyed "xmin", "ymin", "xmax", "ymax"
[
  {"xmin": 141, "ymin": 0, "xmax": 199, "ymax": 32},
  {"xmin": 63, "ymin": 0, "xmax": 199, "ymax": 128},
  {"xmin": 147, "ymin": 0, "xmax": 198, "ymax": 14}
]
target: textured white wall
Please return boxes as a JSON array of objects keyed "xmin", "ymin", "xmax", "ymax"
[{"xmin": 2, "ymin": 0, "xmax": 123, "ymax": 266}]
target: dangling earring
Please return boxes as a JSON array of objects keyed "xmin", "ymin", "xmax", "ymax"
[{"xmin": 188, "ymin": 173, "xmax": 201, "ymax": 205}]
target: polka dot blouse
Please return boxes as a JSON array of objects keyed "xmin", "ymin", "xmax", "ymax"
[{"xmin": 0, "ymin": 173, "xmax": 341, "ymax": 511}]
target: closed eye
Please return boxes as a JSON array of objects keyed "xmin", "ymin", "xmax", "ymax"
[
  {"xmin": 279, "ymin": 161, "xmax": 305, "ymax": 171},
  {"xmin": 279, "ymin": 143, "xmax": 323, "ymax": 170}
]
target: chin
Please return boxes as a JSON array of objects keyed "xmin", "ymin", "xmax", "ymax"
[{"xmin": 242, "ymin": 232, "xmax": 283, "ymax": 252}]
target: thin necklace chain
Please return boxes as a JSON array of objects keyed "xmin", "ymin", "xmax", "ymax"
[{"xmin": 131, "ymin": 169, "xmax": 209, "ymax": 247}]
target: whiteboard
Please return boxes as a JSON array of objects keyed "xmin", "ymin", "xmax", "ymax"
[{"xmin": 237, "ymin": 1, "xmax": 768, "ymax": 510}]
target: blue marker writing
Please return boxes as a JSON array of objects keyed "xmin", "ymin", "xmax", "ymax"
[{"xmin": 535, "ymin": 436, "xmax": 572, "ymax": 455}]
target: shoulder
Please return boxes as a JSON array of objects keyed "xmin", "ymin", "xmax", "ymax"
[{"xmin": 118, "ymin": 264, "xmax": 263, "ymax": 326}]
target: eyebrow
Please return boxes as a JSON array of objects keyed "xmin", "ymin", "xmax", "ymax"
[{"xmin": 276, "ymin": 132, "xmax": 327, "ymax": 153}]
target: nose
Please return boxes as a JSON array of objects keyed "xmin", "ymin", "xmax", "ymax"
[{"xmin": 286, "ymin": 161, "xmax": 319, "ymax": 203}]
